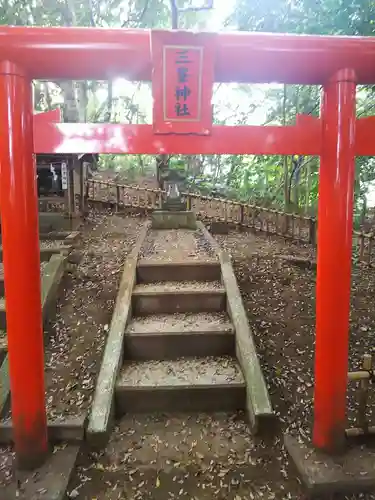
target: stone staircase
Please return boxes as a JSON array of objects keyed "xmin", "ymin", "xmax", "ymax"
[{"xmin": 114, "ymin": 260, "xmax": 246, "ymax": 415}]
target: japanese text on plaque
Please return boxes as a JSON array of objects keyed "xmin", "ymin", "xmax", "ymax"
[{"xmin": 164, "ymin": 46, "xmax": 202, "ymax": 121}]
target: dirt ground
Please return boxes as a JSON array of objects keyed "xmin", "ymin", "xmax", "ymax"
[
  {"xmin": 43, "ymin": 212, "xmax": 144, "ymax": 420},
  {"xmin": 1, "ymin": 219, "xmax": 375, "ymax": 499},
  {"xmin": 0, "ymin": 211, "xmax": 144, "ymax": 487},
  {"xmin": 216, "ymin": 230, "xmax": 375, "ymax": 436},
  {"xmin": 67, "ymin": 225, "xmax": 375, "ymax": 500}
]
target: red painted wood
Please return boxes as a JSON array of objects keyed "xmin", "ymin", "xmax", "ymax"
[
  {"xmin": 314, "ymin": 70, "xmax": 357, "ymax": 453},
  {"xmin": 33, "ymin": 115, "xmax": 322, "ymax": 156},
  {"xmin": 32, "ymin": 111, "xmax": 375, "ymax": 156},
  {"xmin": 0, "ymin": 61, "xmax": 48, "ymax": 469},
  {"xmin": 151, "ymin": 31, "xmax": 215, "ymax": 135},
  {"xmin": 2, "ymin": 27, "xmax": 375, "ymax": 84}
]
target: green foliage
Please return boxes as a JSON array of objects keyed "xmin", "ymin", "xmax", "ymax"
[
  {"xmin": 4, "ymin": 0, "xmax": 375, "ymax": 217},
  {"xmin": 224, "ymin": 0, "xmax": 375, "ymax": 214}
]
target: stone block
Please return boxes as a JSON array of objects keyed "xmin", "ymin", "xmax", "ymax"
[
  {"xmin": 284, "ymin": 433, "xmax": 375, "ymax": 497},
  {"xmin": 151, "ymin": 210, "xmax": 197, "ymax": 230}
]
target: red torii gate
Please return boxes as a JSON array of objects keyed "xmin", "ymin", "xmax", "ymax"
[{"xmin": 1, "ymin": 26, "xmax": 375, "ymax": 468}]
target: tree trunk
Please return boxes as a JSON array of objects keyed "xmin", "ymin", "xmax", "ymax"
[
  {"xmin": 43, "ymin": 82, "xmax": 53, "ymax": 111},
  {"xmin": 156, "ymin": 155, "xmax": 169, "ymax": 190},
  {"xmin": 360, "ymin": 194, "xmax": 367, "ymax": 226},
  {"xmin": 58, "ymin": 81, "xmax": 79, "ymax": 122},
  {"xmin": 138, "ymin": 155, "xmax": 145, "ymax": 175},
  {"xmin": 155, "ymin": 0, "xmax": 179, "ymax": 191},
  {"xmin": 305, "ymin": 162, "xmax": 311, "ymax": 214},
  {"xmin": 282, "ymin": 85, "xmax": 289, "ymax": 212},
  {"xmin": 77, "ymin": 81, "xmax": 87, "ymax": 122},
  {"xmin": 33, "ymin": 82, "xmax": 43, "ymax": 112},
  {"xmin": 292, "ymin": 167, "xmax": 300, "ymax": 212},
  {"xmin": 104, "ymin": 80, "xmax": 113, "ymax": 122}
]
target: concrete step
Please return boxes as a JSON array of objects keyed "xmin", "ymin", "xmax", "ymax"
[
  {"xmin": 115, "ymin": 356, "xmax": 245, "ymax": 414},
  {"xmin": 132, "ymin": 281, "xmax": 226, "ymax": 315},
  {"xmin": 0, "ymin": 299, "xmax": 6, "ymax": 330},
  {"xmin": 0, "ymin": 265, "xmax": 4, "ymax": 297},
  {"xmin": 124, "ymin": 312, "xmax": 234, "ymax": 360},
  {"xmin": 136, "ymin": 259, "xmax": 221, "ymax": 283},
  {"xmin": 0, "ymin": 330, "xmax": 6, "ymax": 355}
]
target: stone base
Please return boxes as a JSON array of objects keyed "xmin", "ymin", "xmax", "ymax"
[
  {"xmin": 284, "ymin": 433, "xmax": 375, "ymax": 497},
  {"xmin": 162, "ymin": 199, "xmax": 187, "ymax": 211},
  {"xmin": 3, "ymin": 444, "xmax": 79, "ymax": 500},
  {"xmin": 209, "ymin": 221, "xmax": 230, "ymax": 235},
  {"xmin": 151, "ymin": 210, "xmax": 197, "ymax": 230}
]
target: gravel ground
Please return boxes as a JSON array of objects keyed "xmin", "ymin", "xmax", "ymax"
[
  {"xmin": 126, "ymin": 312, "xmax": 233, "ymax": 334},
  {"xmin": 118, "ymin": 356, "xmax": 244, "ymax": 387},
  {"xmin": 140, "ymin": 229, "xmax": 216, "ymax": 261},
  {"xmin": 0, "ymin": 212, "xmax": 144, "ymax": 488}
]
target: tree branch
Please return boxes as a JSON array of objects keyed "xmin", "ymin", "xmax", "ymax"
[
  {"xmin": 121, "ymin": 0, "xmax": 150, "ymax": 27},
  {"xmin": 87, "ymin": 0, "xmax": 96, "ymax": 26}
]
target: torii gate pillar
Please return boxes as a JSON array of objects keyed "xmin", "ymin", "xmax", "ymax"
[
  {"xmin": 314, "ymin": 69, "xmax": 357, "ymax": 452},
  {"xmin": 0, "ymin": 61, "xmax": 48, "ymax": 469}
]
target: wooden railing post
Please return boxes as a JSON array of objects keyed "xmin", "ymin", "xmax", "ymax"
[
  {"xmin": 239, "ymin": 203, "xmax": 244, "ymax": 232},
  {"xmin": 368, "ymin": 233, "xmax": 373, "ymax": 266},
  {"xmin": 116, "ymin": 184, "xmax": 120, "ymax": 213},
  {"xmin": 84, "ymin": 180, "xmax": 90, "ymax": 216},
  {"xmin": 309, "ymin": 218, "xmax": 317, "ymax": 246}
]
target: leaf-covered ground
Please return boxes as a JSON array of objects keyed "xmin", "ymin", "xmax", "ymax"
[
  {"xmin": 0, "ymin": 212, "xmax": 145, "ymax": 489},
  {"xmin": 1, "ymin": 220, "xmax": 375, "ymax": 499},
  {"xmin": 67, "ymin": 226, "xmax": 375, "ymax": 500},
  {"xmin": 216, "ymin": 230, "xmax": 375, "ymax": 439}
]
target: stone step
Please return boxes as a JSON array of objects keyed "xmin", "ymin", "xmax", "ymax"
[
  {"xmin": 115, "ymin": 356, "xmax": 245, "ymax": 414},
  {"xmin": 136, "ymin": 259, "xmax": 221, "ymax": 283},
  {"xmin": 0, "ymin": 266, "xmax": 4, "ymax": 297},
  {"xmin": 0, "ymin": 330, "xmax": 6, "ymax": 355},
  {"xmin": 124, "ymin": 312, "xmax": 234, "ymax": 360},
  {"xmin": 132, "ymin": 281, "xmax": 226, "ymax": 315},
  {"xmin": 0, "ymin": 299, "xmax": 6, "ymax": 330}
]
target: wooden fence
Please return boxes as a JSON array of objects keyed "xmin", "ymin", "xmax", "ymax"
[{"xmin": 85, "ymin": 178, "xmax": 375, "ymax": 266}]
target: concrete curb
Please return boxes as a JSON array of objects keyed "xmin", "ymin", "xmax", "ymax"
[
  {"xmin": 0, "ymin": 244, "xmax": 72, "ymax": 262},
  {"xmin": 39, "ymin": 230, "xmax": 80, "ymax": 242},
  {"xmin": 0, "ymin": 254, "xmax": 66, "ymax": 416},
  {"xmin": 198, "ymin": 222, "xmax": 273, "ymax": 432},
  {"xmin": 0, "ymin": 414, "xmax": 86, "ymax": 445},
  {"xmin": 86, "ymin": 221, "xmax": 150, "ymax": 449},
  {"xmin": 40, "ymin": 245, "xmax": 72, "ymax": 261},
  {"xmin": 42, "ymin": 254, "xmax": 66, "ymax": 319}
]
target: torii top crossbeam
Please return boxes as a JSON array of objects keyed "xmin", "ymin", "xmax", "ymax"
[{"xmin": 2, "ymin": 26, "xmax": 375, "ymax": 84}]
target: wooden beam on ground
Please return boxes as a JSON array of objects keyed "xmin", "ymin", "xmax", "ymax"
[
  {"xmin": 87, "ymin": 221, "xmax": 150, "ymax": 449},
  {"xmin": 198, "ymin": 222, "xmax": 274, "ymax": 432}
]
